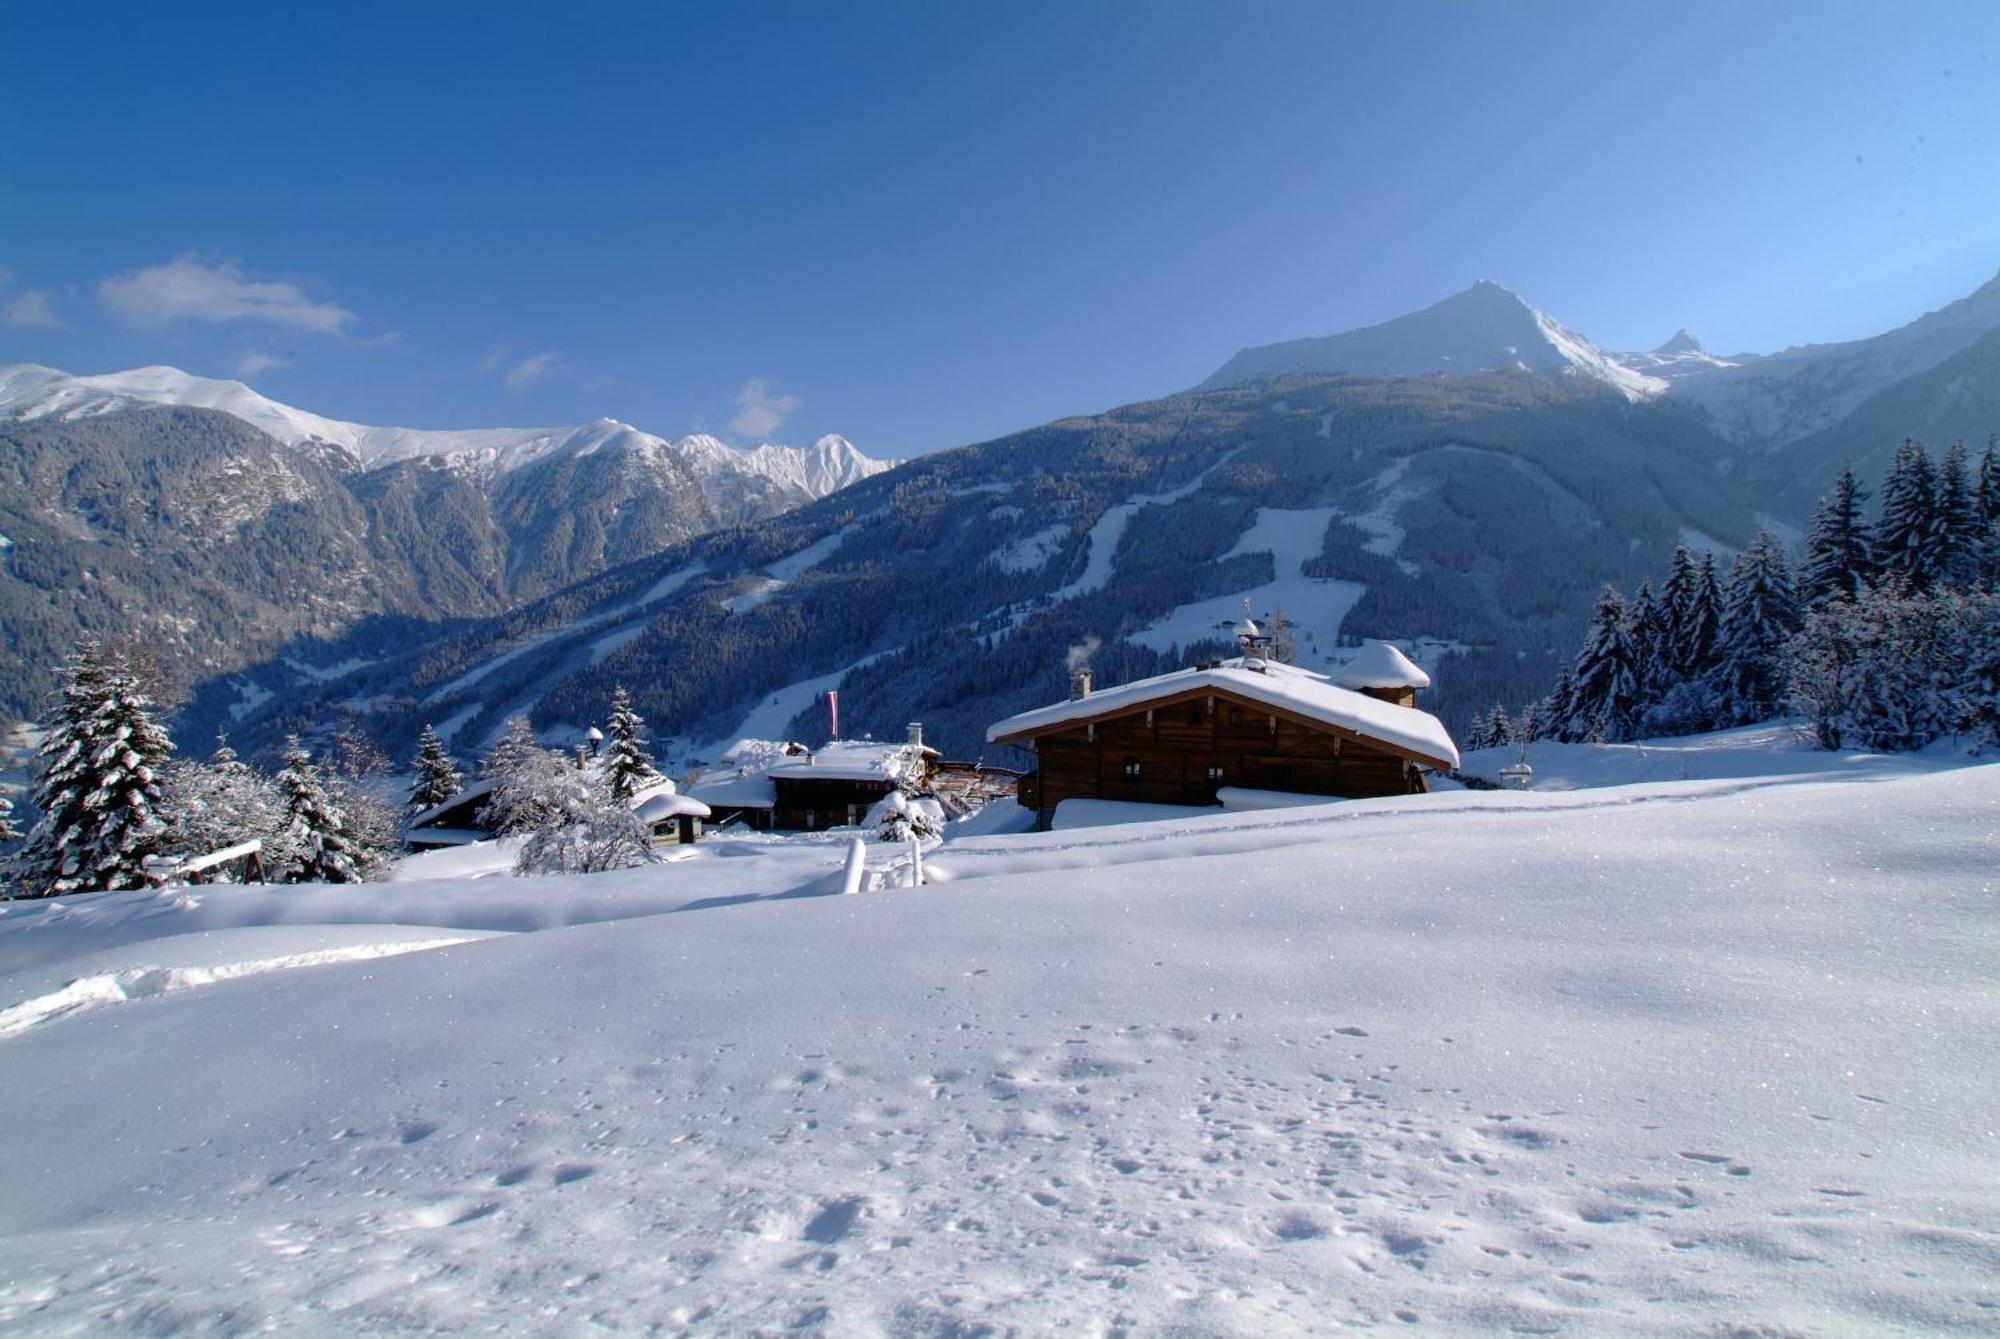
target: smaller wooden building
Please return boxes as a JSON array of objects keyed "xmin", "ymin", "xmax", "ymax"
[
  {"xmin": 634, "ymin": 787, "xmax": 712, "ymax": 845},
  {"xmin": 987, "ymin": 642, "xmax": 1456, "ymax": 828},
  {"xmin": 765, "ymin": 731, "xmax": 941, "ymax": 831}
]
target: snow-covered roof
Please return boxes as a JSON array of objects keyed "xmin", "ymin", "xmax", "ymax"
[
  {"xmin": 409, "ymin": 777, "xmax": 496, "ymax": 830},
  {"xmin": 685, "ymin": 770, "xmax": 777, "ymax": 809},
  {"xmin": 987, "ymin": 657, "xmax": 1459, "ymax": 771},
  {"xmin": 635, "ymin": 791, "xmax": 712, "ymax": 822},
  {"xmin": 1332, "ymin": 641, "xmax": 1431, "ymax": 691},
  {"xmin": 768, "ymin": 740, "xmax": 936, "ymax": 785}
]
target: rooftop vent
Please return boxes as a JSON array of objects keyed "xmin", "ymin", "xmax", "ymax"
[{"xmin": 1069, "ymin": 667, "xmax": 1092, "ymax": 700}]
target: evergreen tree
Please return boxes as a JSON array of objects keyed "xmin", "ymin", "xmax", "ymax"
[
  {"xmin": 1935, "ymin": 441, "xmax": 1982, "ymax": 587},
  {"xmin": 1489, "ymin": 704, "xmax": 1514, "ymax": 747},
  {"xmin": 1979, "ymin": 438, "xmax": 2000, "ymax": 584},
  {"xmin": 1463, "ymin": 709, "xmax": 1495, "ymax": 752},
  {"xmin": 407, "ymin": 724, "xmax": 465, "ymax": 817},
  {"xmin": 1657, "ymin": 546, "xmax": 1700, "ymax": 678},
  {"xmin": 1675, "ymin": 551, "xmax": 1724, "ymax": 682},
  {"xmin": 1627, "ymin": 579, "xmax": 1670, "ymax": 702},
  {"xmin": 1565, "ymin": 585, "xmax": 1642, "ymax": 742},
  {"xmin": 1514, "ymin": 699, "xmax": 1545, "ymax": 744},
  {"xmin": 602, "ymin": 686, "xmax": 661, "ymax": 803},
  {"xmin": 1711, "ymin": 533, "xmax": 1801, "ymax": 726},
  {"xmin": 12, "ymin": 643, "xmax": 174, "ymax": 898},
  {"xmin": 1875, "ymin": 439, "xmax": 1939, "ymax": 590},
  {"xmin": 1541, "ymin": 666, "xmax": 1579, "ymax": 741},
  {"xmin": 1800, "ymin": 465, "xmax": 1873, "ymax": 606},
  {"xmin": 275, "ymin": 737, "xmax": 372, "ymax": 884},
  {"xmin": 481, "ymin": 716, "xmax": 542, "ymax": 779},
  {"xmin": 0, "ymin": 794, "xmax": 17, "ymax": 846}
]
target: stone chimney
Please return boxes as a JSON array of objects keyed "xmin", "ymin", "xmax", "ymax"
[
  {"xmin": 1069, "ymin": 667, "xmax": 1092, "ymax": 700},
  {"xmin": 907, "ymin": 721, "xmax": 924, "ymax": 750}
]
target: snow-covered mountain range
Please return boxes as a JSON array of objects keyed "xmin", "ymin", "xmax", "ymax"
[
  {"xmin": 0, "ymin": 362, "xmax": 888, "ymax": 518},
  {"xmin": 1199, "ymin": 269, "xmax": 2000, "ymax": 448},
  {"xmin": 1198, "ymin": 281, "xmax": 1671, "ymax": 400}
]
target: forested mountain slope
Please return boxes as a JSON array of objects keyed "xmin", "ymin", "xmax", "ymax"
[{"xmin": 196, "ymin": 371, "xmax": 1768, "ymax": 767}]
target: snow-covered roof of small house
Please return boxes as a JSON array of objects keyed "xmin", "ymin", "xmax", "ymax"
[
  {"xmin": 987, "ymin": 656, "xmax": 1458, "ymax": 771},
  {"xmin": 684, "ymin": 769, "xmax": 777, "ymax": 809},
  {"xmin": 1331, "ymin": 640, "xmax": 1431, "ymax": 691},
  {"xmin": 767, "ymin": 739, "xmax": 937, "ymax": 785},
  {"xmin": 408, "ymin": 777, "xmax": 497, "ymax": 831},
  {"xmin": 634, "ymin": 791, "xmax": 712, "ymax": 822},
  {"xmin": 685, "ymin": 741, "xmax": 789, "ymax": 810}
]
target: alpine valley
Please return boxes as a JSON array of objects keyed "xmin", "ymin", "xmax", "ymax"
[
  {"xmin": 5, "ymin": 267, "xmax": 1998, "ymax": 767},
  {"xmin": 0, "ymin": 364, "xmax": 887, "ymax": 723}
]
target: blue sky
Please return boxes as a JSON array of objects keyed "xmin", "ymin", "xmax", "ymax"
[{"xmin": 3, "ymin": 1, "xmax": 1996, "ymax": 457}]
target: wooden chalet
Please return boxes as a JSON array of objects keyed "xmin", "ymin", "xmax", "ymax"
[
  {"xmin": 765, "ymin": 727, "xmax": 940, "ymax": 831},
  {"xmin": 987, "ymin": 639, "xmax": 1457, "ymax": 828}
]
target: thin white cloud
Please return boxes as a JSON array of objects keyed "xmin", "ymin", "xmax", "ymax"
[
  {"xmin": 99, "ymin": 254, "xmax": 356, "ymax": 334},
  {"xmin": 504, "ymin": 350, "xmax": 564, "ymax": 389},
  {"xmin": 476, "ymin": 343, "xmax": 509, "ymax": 376},
  {"xmin": 231, "ymin": 351, "xmax": 289, "ymax": 378},
  {"xmin": 730, "ymin": 377, "xmax": 800, "ymax": 440},
  {"xmin": 1, "ymin": 289, "xmax": 63, "ymax": 329}
]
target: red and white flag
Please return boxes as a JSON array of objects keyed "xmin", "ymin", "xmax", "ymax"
[{"xmin": 826, "ymin": 690, "xmax": 840, "ymax": 742}]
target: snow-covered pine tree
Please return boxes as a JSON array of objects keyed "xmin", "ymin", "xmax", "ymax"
[
  {"xmin": 1657, "ymin": 546, "xmax": 1699, "ymax": 678},
  {"xmin": 1711, "ymin": 533, "xmax": 1801, "ymax": 726},
  {"xmin": 12, "ymin": 643, "xmax": 175, "ymax": 898},
  {"xmin": 481, "ymin": 716, "xmax": 542, "ymax": 779},
  {"xmin": 1463, "ymin": 709, "xmax": 1494, "ymax": 752},
  {"xmin": 407, "ymin": 724, "xmax": 465, "ymax": 816},
  {"xmin": 1540, "ymin": 666, "xmax": 1579, "ymax": 741},
  {"xmin": 274, "ymin": 737, "xmax": 373, "ymax": 884},
  {"xmin": 0, "ymin": 794, "xmax": 17, "ymax": 846},
  {"xmin": 1514, "ymin": 699, "xmax": 1545, "ymax": 744},
  {"xmin": 1565, "ymin": 585, "xmax": 1641, "ymax": 742},
  {"xmin": 1875, "ymin": 439, "xmax": 1939, "ymax": 590},
  {"xmin": 1627, "ymin": 579, "xmax": 1670, "ymax": 705},
  {"xmin": 1667, "ymin": 550, "xmax": 1725, "ymax": 690},
  {"xmin": 1490, "ymin": 704, "xmax": 1514, "ymax": 747},
  {"xmin": 602, "ymin": 686, "xmax": 661, "ymax": 803},
  {"xmin": 1980, "ymin": 438, "xmax": 2000, "ymax": 585},
  {"xmin": 1935, "ymin": 441, "xmax": 1983, "ymax": 588},
  {"xmin": 1800, "ymin": 465, "xmax": 1873, "ymax": 606}
]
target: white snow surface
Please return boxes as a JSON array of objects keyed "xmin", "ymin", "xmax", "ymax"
[
  {"xmin": 991, "ymin": 656, "xmax": 1459, "ymax": 771},
  {"xmin": 0, "ymin": 743, "xmax": 1994, "ymax": 1333}
]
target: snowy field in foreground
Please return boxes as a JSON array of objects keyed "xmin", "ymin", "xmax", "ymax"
[{"xmin": 1, "ymin": 733, "xmax": 1996, "ymax": 1335}]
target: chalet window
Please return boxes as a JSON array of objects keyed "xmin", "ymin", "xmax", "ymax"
[
  {"xmin": 1228, "ymin": 707, "xmax": 1242, "ymax": 726},
  {"xmin": 1206, "ymin": 765, "xmax": 1225, "ymax": 784},
  {"xmin": 1122, "ymin": 758, "xmax": 1141, "ymax": 781}
]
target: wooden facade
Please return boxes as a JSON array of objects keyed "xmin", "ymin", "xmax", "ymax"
[
  {"xmin": 1009, "ymin": 684, "xmax": 1430, "ymax": 822},
  {"xmin": 770, "ymin": 775, "xmax": 903, "ymax": 832}
]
